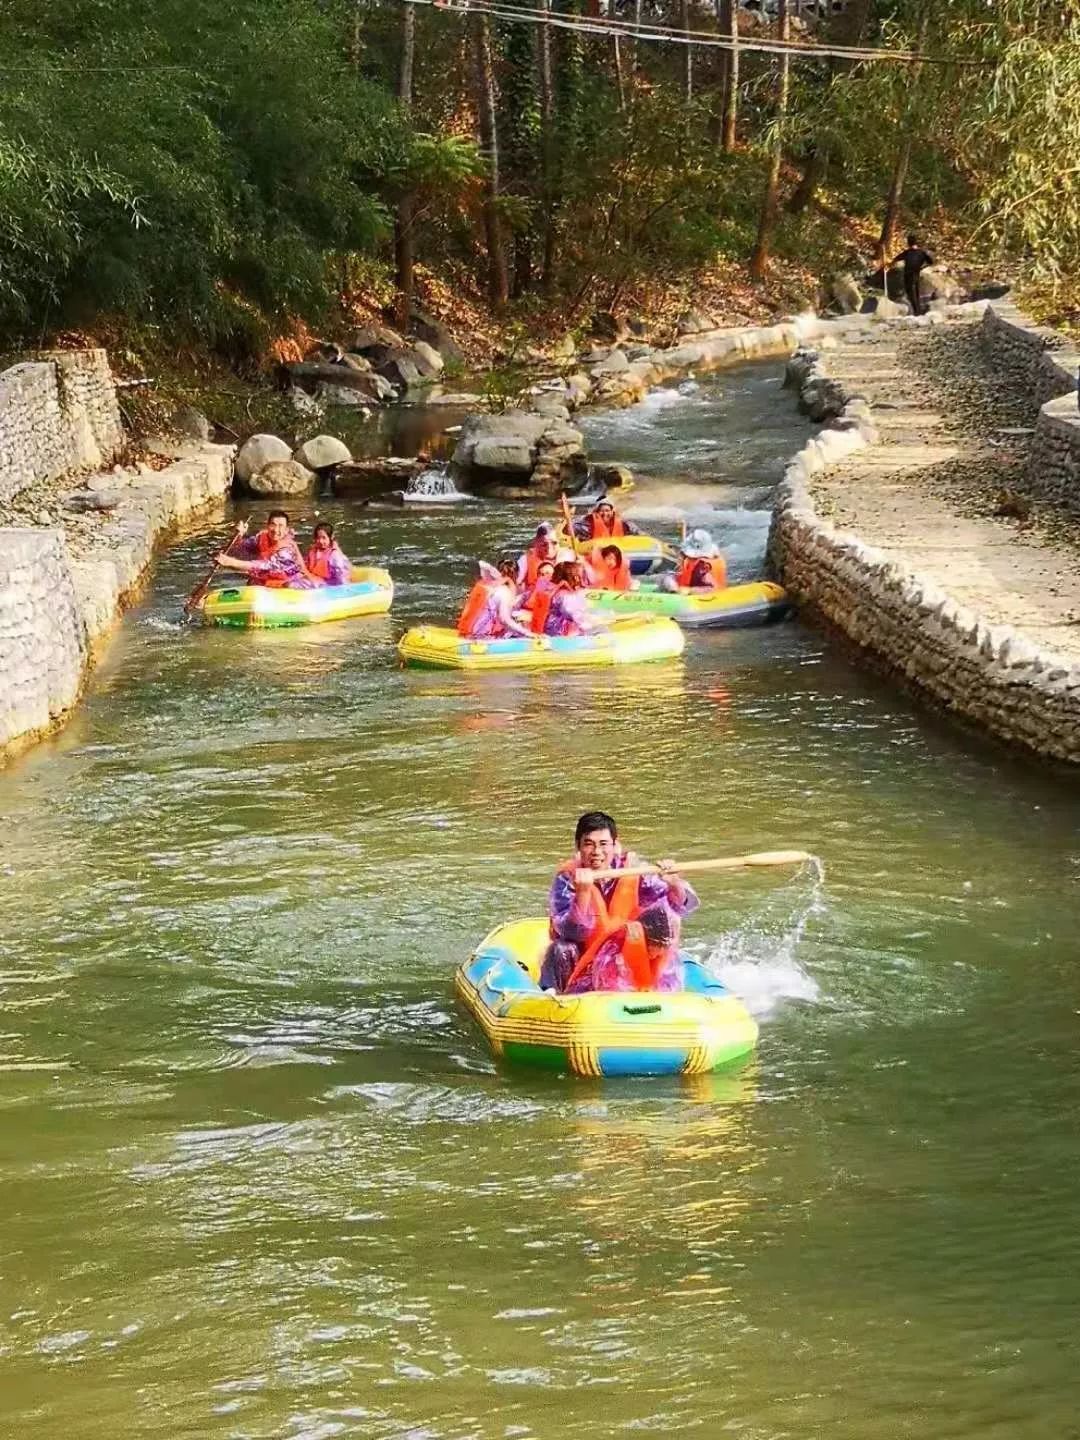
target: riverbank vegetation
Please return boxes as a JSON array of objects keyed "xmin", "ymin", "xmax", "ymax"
[{"xmin": 2, "ymin": 0, "xmax": 1078, "ymax": 373}]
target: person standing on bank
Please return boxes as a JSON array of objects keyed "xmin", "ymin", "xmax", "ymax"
[{"xmin": 891, "ymin": 233, "xmax": 935, "ymax": 317}]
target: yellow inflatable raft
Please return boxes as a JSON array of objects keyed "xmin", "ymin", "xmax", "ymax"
[
  {"xmin": 457, "ymin": 918, "xmax": 758, "ymax": 1077},
  {"xmin": 566, "ymin": 530, "xmax": 670, "ymax": 576},
  {"xmin": 200, "ymin": 566, "xmax": 393, "ymax": 628},
  {"xmin": 397, "ymin": 614, "xmax": 684, "ymax": 671}
]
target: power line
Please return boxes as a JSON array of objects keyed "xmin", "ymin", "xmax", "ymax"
[{"xmin": 414, "ymin": 0, "xmax": 987, "ymax": 67}]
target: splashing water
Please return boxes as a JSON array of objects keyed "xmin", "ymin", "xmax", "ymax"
[
  {"xmin": 695, "ymin": 857, "xmax": 826, "ymax": 1018},
  {"xmin": 404, "ymin": 465, "xmax": 466, "ymax": 498}
]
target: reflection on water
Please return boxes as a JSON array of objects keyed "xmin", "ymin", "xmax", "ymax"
[{"xmin": 1, "ymin": 362, "xmax": 1079, "ymax": 1436}]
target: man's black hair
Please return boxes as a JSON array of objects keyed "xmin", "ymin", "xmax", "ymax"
[
  {"xmin": 906, "ymin": 232, "xmax": 919, "ymax": 246},
  {"xmin": 576, "ymin": 810, "xmax": 617, "ymax": 846},
  {"xmin": 268, "ymin": 509, "xmax": 290, "ymax": 525}
]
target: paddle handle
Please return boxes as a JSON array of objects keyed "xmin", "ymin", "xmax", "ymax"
[
  {"xmin": 184, "ymin": 517, "xmax": 248, "ymax": 613},
  {"xmin": 587, "ymin": 850, "xmax": 813, "ymax": 881}
]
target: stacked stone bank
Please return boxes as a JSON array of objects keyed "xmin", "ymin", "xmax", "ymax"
[{"xmin": 0, "ymin": 350, "xmax": 233, "ymax": 763}]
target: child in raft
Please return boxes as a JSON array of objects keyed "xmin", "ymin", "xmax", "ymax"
[
  {"xmin": 535, "ymin": 561, "xmax": 615, "ymax": 637},
  {"xmin": 216, "ymin": 512, "xmax": 320, "ymax": 589},
  {"xmin": 304, "ymin": 522, "xmax": 352, "ymax": 586},
  {"xmin": 659, "ymin": 528, "xmax": 728, "ymax": 592},
  {"xmin": 456, "ymin": 557, "xmax": 534, "ymax": 640},
  {"xmin": 587, "ymin": 543, "xmax": 632, "ymax": 591}
]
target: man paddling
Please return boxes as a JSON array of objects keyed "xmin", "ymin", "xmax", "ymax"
[
  {"xmin": 215, "ymin": 512, "xmax": 320, "ymax": 589},
  {"xmin": 540, "ymin": 810, "xmax": 697, "ymax": 992}
]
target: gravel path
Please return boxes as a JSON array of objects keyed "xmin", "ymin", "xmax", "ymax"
[{"xmin": 811, "ymin": 319, "xmax": 1080, "ymax": 661}]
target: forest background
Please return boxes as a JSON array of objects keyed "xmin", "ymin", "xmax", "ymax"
[{"xmin": 2, "ymin": 0, "xmax": 1078, "ymax": 397}]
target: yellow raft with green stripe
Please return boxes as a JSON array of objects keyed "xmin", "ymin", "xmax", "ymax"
[
  {"xmin": 199, "ymin": 566, "xmax": 393, "ymax": 628},
  {"xmin": 457, "ymin": 918, "xmax": 758, "ymax": 1077}
]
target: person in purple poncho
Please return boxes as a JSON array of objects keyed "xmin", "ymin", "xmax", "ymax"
[
  {"xmin": 215, "ymin": 511, "xmax": 321, "ymax": 590},
  {"xmin": 539, "ymin": 810, "xmax": 698, "ymax": 993}
]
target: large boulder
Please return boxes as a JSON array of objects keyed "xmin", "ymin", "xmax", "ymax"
[
  {"xmin": 293, "ymin": 434, "xmax": 352, "ymax": 471},
  {"xmin": 452, "ymin": 409, "xmax": 586, "ymax": 493},
  {"xmin": 589, "ymin": 348, "xmax": 631, "ymax": 376},
  {"xmin": 550, "ymin": 333, "xmax": 577, "ymax": 363},
  {"xmin": 589, "ymin": 311, "xmax": 628, "ymax": 344},
  {"xmin": 919, "ymin": 266, "xmax": 965, "ymax": 304},
  {"xmin": 173, "ymin": 405, "xmax": 211, "ymax": 442},
  {"xmin": 405, "ymin": 305, "xmax": 465, "ymax": 365},
  {"xmin": 349, "ymin": 323, "xmax": 404, "ymax": 353},
  {"xmin": 676, "ymin": 310, "xmax": 719, "ymax": 336},
  {"xmin": 245, "ymin": 459, "xmax": 316, "ymax": 497},
  {"xmin": 411, "ymin": 339, "xmax": 445, "ymax": 376},
  {"xmin": 235, "ymin": 433, "xmax": 293, "ymax": 483},
  {"xmin": 828, "ymin": 272, "xmax": 862, "ymax": 315},
  {"xmin": 334, "ymin": 456, "xmax": 424, "ymax": 498},
  {"xmin": 375, "ymin": 350, "xmax": 424, "ymax": 390}
]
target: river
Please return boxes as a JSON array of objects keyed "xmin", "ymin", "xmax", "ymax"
[{"xmin": 1, "ymin": 363, "xmax": 1079, "ymax": 1438}]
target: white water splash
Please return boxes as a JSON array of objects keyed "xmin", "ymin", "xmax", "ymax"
[{"xmin": 696, "ymin": 857, "xmax": 826, "ymax": 1019}]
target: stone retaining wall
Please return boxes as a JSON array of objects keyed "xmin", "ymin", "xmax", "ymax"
[
  {"xmin": 978, "ymin": 304, "xmax": 1080, "ymax": 514},
  {"xmin": 0, "ymin": 345, "xmax": 235, "ymax": 764},
  {"xmin": 0, "ymin": 349, "xmax": 124, "ymax": 505},
  {"xmin": 0, "ymin": 530, "xmax": 86, "ymax": 758},
  {"xmin": 770, "ymin": 304, "xmax": 1080, "ymax": 763}
]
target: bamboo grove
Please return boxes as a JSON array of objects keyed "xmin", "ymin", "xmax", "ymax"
[{"xmin": 1, "ymin": 0, "xmax": 1078, "ymax": 356}]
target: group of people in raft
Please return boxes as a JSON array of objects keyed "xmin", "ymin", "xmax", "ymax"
[
  {"xmin": 541, "ymin": 810, "xmax": 696, "ymax": 993},
  {"xmin": 457, "ymin": 497, "xmax": 728, "ymax": 641},
  {"xmin": 215, "ymin": 511, "xmax": 353, "ymax": 590}
]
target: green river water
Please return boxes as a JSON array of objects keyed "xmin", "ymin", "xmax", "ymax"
[{"xmin": 2, "ymin": 365, "xmax": 1080, "ymax": 1438}]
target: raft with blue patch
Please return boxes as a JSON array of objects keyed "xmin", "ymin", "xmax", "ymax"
[
  {"xmin": 199, "ymin": 566, "xmax": 393, "ymax": 628},
  {"xmin": 456, "ymin": 918, "xmax": 758, "ymax": 1077}
]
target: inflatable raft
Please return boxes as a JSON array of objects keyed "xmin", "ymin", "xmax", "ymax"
[
  {"xmin": 457, "ymin": 918, "xmax": 758, "ymax": 1077},
  {"xmin": 564, "ymin": 530, "xmax": 670, "ymax": 576},
  {"xmin": 588, "ymin": 579, "xmax": 790, "ymax": 629},
  {"xmin": 200, "ymin": 566, "xmax": 393, "ymax": 628},
  {"xmin": 398, "ymin": 614, "xmax": 684, "ymax": 671}
]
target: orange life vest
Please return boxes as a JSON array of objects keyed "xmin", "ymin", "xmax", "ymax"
[
  {"xmin": 591, "ymin": 549, "xmax": 631, "ymax": 591},
  {"xmin": 529, "ymin": 580, "xmax": 566, "ymax": 635},
  {"xmin": 305, "ymin": 547, "xmax": 333, "ymax": 582},
  {"xmin": 523, "ymin": 547, "xmax": 555, "ymax": 587},
  {"xmin": 566, "ymin": 920, "xmax": 657, "ymax": 991},
  {"xmin": 457, "ymin": 578, "xmax": 508, "ymax": 637},
  {"xmin": 586, "ymin": 512, "xmax": 626, "ymax": 540},
  {"xmin": 553, "ymin": 860, "xmax": 643, "ymax": 992},
  {"xmin": 676, "ymin": 554, "xmax": 727, "ymax": 589}
]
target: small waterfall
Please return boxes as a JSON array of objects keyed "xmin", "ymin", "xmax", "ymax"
[{"xmin": 401, "ymin": 465, "xmax": 471, "ymax": 502}]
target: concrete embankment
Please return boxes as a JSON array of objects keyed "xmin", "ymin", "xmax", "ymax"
[
  {"xmin": 0, "ymin": 350, "xmax": 233, "ymax": 764},
  {"xmin": 770, "ymin": 302, "xmax": 1080, "ymax": 763}
]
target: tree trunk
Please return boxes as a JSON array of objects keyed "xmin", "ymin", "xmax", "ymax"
[
  {"xmin": 613, "ymin": 35, "xmax": 626, "ymax": 111},
  {"xmin": 631, "ymin": 0, "xmax": 643, "ymax": 79},
  {"xmin": 472, "ymin": 12, "xmax": 509, "ymax": 310},
  {"xmin": 681, "ymin": 0, "xmax": 693, "ymax": 102},
  {"xmin": 721, "ymin": 0, "xmax": 738, "ymax": 153},
  {"xmin": 749, "ymin": 0, "xmax": 790, "ymax": 280},
  {"xmin": 393, "ymin": 1, "xmax": 417, "ymax": 333},
  {"xmin": 786, "ymin": 0, "xmax": 875, "ymax": 216},
  {"xmin": 538, "ymin": 0, "xmax": 557, "ymax": 294},
  {"xmin": 877, "ymin": 8, "xmax": 930, "ymax": 262},
  {"xmin": 786, "ymin": 146, "xmax": 824, "ymax": 214},
  {"xmin": 350, "ymin": 0, "xmax": 363, "ymax": 69}
]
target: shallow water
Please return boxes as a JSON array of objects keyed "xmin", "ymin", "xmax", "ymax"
[{"xmin": 2, "ymin": 364, "xmax": 1079, "ymax": 1438}]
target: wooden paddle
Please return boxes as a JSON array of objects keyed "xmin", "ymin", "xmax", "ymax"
[
  {"xmin": 559, "ymin": 491, "xmax": 577, "ymax": 547},
  {"xmin": 587, "ymin": 850, "xmax": 813, "ymax": 881},
  {"xmin": 183, "ymin": 518, "xmax": 249, "ymax": 617}
]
